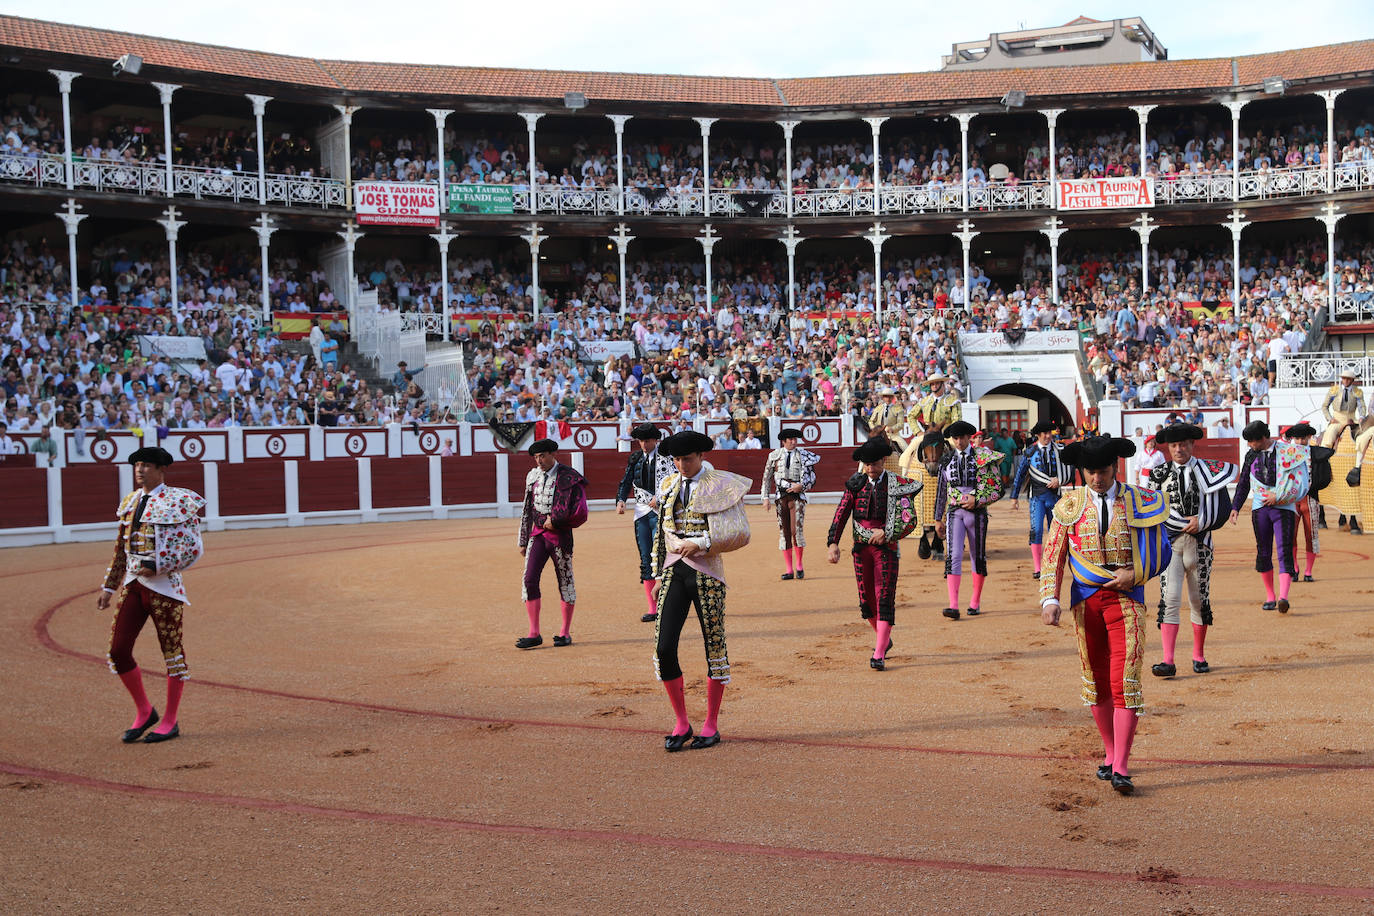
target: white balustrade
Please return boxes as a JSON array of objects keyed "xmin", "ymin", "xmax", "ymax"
[
  {"xmin": 1332, "ymin": 295, "xmax": 1374, "ymax": 325},
  {"xmin": 399, "ymin": 312, "xmax": 445, "ymax": 335},
  {"xmin": 1276, "ymin": 352, "xmax": 1374, "ymax": 388}
]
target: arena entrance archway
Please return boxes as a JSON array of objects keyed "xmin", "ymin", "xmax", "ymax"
[{"xmin": 979, "ymin": 383, "xmax": 1074, "ymax": 437}]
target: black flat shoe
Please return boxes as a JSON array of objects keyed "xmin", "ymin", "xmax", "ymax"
[
  {"xmin": 641, "ymin": 612, "xmax": 659, "ymax": 623},
  {"xmin": 664, "ymin": 727, "xmax": 693, "ymax": 752},
  {"xmin": 515, "ymin": 635, "xmax": 543, "ymax": 649},
  {"xmin": 780, "ymin": 572, "xmax": 795, "ymax": 580},
  {"xmin": 795, "ymin": 570, "xmax": 804, "ymax": 580},
  {"xmin": 1277, "ymin": 598, "xmax": 1290, "ymax": 614},
  {"xmin": 942, "ymin": 607, "xmax": 960, "ymax": 620},
  {"xmin": 688, "ymin": 733, "xmax": 721, "ymax": 750},
  {"xmin": 1032, "ymin": 571, "xmax": 1041, "ymax": 579},
  {"xmin": 1261, "ymin": 601, "xmax": 1277, "ymax": 611},
  {"xmin": 1111, "ymin": 772, "xmax": 1134, "ymax": 795},
  {"xmin": 1303, "ymin": 575, "xmax": 1314, "ymax": 582},
  {"xmin": 1151, "ymin": 662, "xmax": 1176, "ymax": 678},
  {"xmin": 870, "ymin": 657, "xmax": 885, "ymax": 671},
  {"xmin": 1096, "ymin": 764, "xmax": 1112, "ymax": 781},
  {"xmin": 1192, "ymin": 660, "xmax": 1210, "ymax": 674},
  {"xmin": 966, "ymin": 607, "xmax": 981, "ymax": 617},
  {"xmin": 553, "ymin": 635, "xmax": 572, "ymax": 647},
  {"xmin": 121, "ymin": 708, "xmax": 159, "ymax": 744},
  {"xmin": 143, "ymin": 723, "xmax": 180, "ymax": 744}
]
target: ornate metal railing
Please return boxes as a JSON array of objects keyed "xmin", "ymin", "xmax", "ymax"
[
  {"xmin": 625, "ymin": 187, "xmax": 707, "ymax": 216},
  {"xmin": 1152, "ymin": 173, "xmax": 1233, "ymax": 204},
  {"xmin": 1332, "ymin": 294, "xmax": 1374, "ymax": 324},
  {"xmin": 1332, "ymin": 160, "xmax": 1374, "ymax": 193},
  {"xmin": 1276, "ymin": 352, "xmax": 1374, "ymax": 388},
  {"xmin": 1237, "ymin": 165, "xmax": 1327, "ymax": 200},
  {"xmin": 879, "ymin": 184, "xmax": 966, "ymax": 214},
  {"xmin": 0, "ymin": 153, "xmax": 345, "ymax": 208},
  {"xmin": 399, "ymin": 312, "xmax": 445, "ymax": 335},
  {"xmin": 533, "ymin": 186, "xmax": 620, "ymax": 215}
]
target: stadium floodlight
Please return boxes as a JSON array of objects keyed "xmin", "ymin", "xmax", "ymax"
[
  {"xmin": 1000, "ymin": 90, "xmax": 1027, "ymax": 109},
  {"xmin": 1263, "ymin": 76, "xmax": 1289, "ymax": 95},
  {"xmin": 563, "ymin": 92, "xmax": 588, "ymax": 110},
  {"xmin": 112, "ymin": 53, "xmax": 143, "ymax": 77}
]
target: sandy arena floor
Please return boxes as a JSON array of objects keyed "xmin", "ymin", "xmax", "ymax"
[{"xmin": 1, "ymin": 502, "xmax": 1372, "ymax": 914}]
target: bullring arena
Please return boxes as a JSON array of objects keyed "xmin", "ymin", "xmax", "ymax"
[{"xmin": 2, "ymin": 10, "xmax": 1374, "ymax": 914}]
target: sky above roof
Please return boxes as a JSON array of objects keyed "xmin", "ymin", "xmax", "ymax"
[{"xmin": 8, "ymin": 1, "xmax": 1373, "ymax": 78}]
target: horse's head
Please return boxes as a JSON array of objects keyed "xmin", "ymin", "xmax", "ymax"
[{"xmin": 919, "ymin": 431, "xmax": 948, "ymax": 475}]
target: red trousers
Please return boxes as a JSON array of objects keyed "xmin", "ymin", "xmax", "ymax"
[{"xmin": 1078, "ymin": 589, "xmax": 1139, "ymax": 709}]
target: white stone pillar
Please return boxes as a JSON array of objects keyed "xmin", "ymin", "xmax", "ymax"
[
  {"xmin": 1227, "ymin": 100, "xmax": 1246, "ymax": 202},
  {"xmin": 1132, "ymin": 213, "xmax": 1156, "ymax": 295},
  {"xmin": 607, "ymin": 115, "xmax": 632, "ymax": 215},
  {"xmin": 1317, "ymin": 202, "xmax": 1344, "ymax": 323},
  {"xmin": 252, "ymin": 213, "xmax": 276, "ymax": 322},
  {"xmin": 153, "ymin": 83, "xmax": 180, "ymax": 196},
  {"xmin": 781, "ymin": 224, "xmax": 802, "ymax": 314},
  {"xmin": 519, "ymin": 112, "xmax": 542, "ymax": 214},
  {"xmin": 610, "ymin": 222, "xmax": 634, "ymax": 316},
  {"xmin": 867, "ymin": 222, "xmax": 889, "ymax": 322},
  {"xmin": 523, "ymin": 223, "xmax": 544, "ymax": 319},
  {"xmin": 49, "ymin": 70, "xmax": 79, "ymax": 190},
  {"xmin": 429, "ymin": 108, "xmax": 454, "ymax": 211},
  {"xmin": 56, "ymin": 199, "xmax": 86, "ymax": 314},
  {"xmin": 336, "ymin": 221, "xmax": 364, "ymax": 320},
  {"xmin": 955, "ymin": 112, "xmax": 975, "ymax": 211},
  {"xmin": 333, "ymin": 105, "xmax": 359, "ymax": 208},
  {"xmin": 1130, "ymin": 104, "xmax": 1156, "ymax": 179},
  {"xmin": 697, "ymin": 223, "xmax": 718, "ymax": 314},
  {"xmin": 695, "ymin": 117, "xmax": 717, "ymax": 216},
  {"xmin": 156, "ymin": 205, "xmax": 187, "ymax": 318},
  {"xmin": 1224, "ymin": 209, "xmax": 1249, "ymax": 309},
  {"xmin": 954, "ymin": 218, "xmax": 978, "ymax": 313},
  {"xmin": 864, "ymin": 116, "xmax": 888, "ymax": 215},
  {"xmin": 1042, "ymin": 108, "xmax": 1064, "ymax": 200},
  {"xmin": 247, "ymin": 94, "xmax": 272, "ymax": 205},
  {"xmin": 431, "ymin": 223, "xmax": 457, "ymax": 341},
  {"xmin": 1319, "ymin": 89, "xmax": 1345, "ymax": 191},
  {"xmin": 777, "ymin": 119, "xmax": 798, "ymax": 218},
  {"xmin": 1042, "ymin": 216, "xmax": 1065, "ymax": 305}
]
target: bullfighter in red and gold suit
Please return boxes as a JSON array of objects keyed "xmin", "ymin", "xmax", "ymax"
[{"xmin": 1041, "ymin": 436, "xmax": 1171, "ymax": 796}]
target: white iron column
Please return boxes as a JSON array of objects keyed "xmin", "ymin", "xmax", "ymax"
[
  {"xmin": 1130, "ymin": 104, "xmax": 1156, "ymax": 179},
  {"xmin": 49, "ymin": 70, "xmax": 79, "ymax": 190},
  {"xmin": 781, "ymin": 225, "xmax": 802, "ymax": 315},
  {"xmin": 247, "ymin": 94, "xmax": 272, "ymax": 205},
  {"xmin": 1042, "ymin": 216, "xmax": 1065, "ymax": 305},
  {"xmin": 956, "ymin": 112, "xmax": 975, "ymax": 211},
  {"xmin": 1317, "ymin": 202, "xmax": 1344, "ymax": 323},
  {"xmin": 337, "ymin": 221, "xmax": 364, "ymax": 320},
  {"xmin": 431, "ymin": 223, "xmax": 457, "ymax": 341},
  {"xmin": 1042, "ymin": 108, "xmax": 1063, "ymax": 199},
  {"xmin": 523, "ymin": 223, "xmax": 544, "ymax": 319},
  {"xmin": 56, "ymin": 199, "xmax": 86, "ymax": 314},
  {"xmin": 519, "ymin": 112, "xmax": 542, "ymax": 214},
  {"xmin": 1132, "ymin": 213, "xmax": 1156, "ymax": 295},
  {"xmin": 252, "ymin": 214, "xmax": 276, "ymax": 322},
  {"xmin": 865, "ymin": 116, "xmax": 888, "ymax": 215},
  {"xmin": 954, "ymin": 218, "xmax": 978, "ymax": 313},
  {"xmin": 698, "ymin": 223, "xmax": 718, "ymax": 314},
  {"xmin": 333, "ymin": 105, "xmax": 359, "ymax": 207},
  {"xmin": 429, "ymin": 108, "xmax": 454, "ymax": 212},
  {"xmin": 1319, "ymin": 90, "xmax": 1345, "ymax": 190},
  {"xmin": 1227, "ymin": 100, "xmax": 1245, "ymax": 202},
  {"xmin": 1224, "ymin": 210, "xmax": 1249, "ymax": 309},
  {"xmin": 777, "ymin": 120, "xmax": 799, "ymax": 218},
  {"xmin": 607, "ymin": 115, "xmax": 632, "ymax": 215},
  {"xmin": 610, "ymin": 222, "xmax": 634, "ymax": 316},
  {"xmin": 156, "ymin": 205, "xmax": 187, "ymax": 319},
  {"xmin": 695, "ymin": 118, "xmax": 717, "ymax": 217},
  {"xmin": 153, "ymin": 83, "xmax": 180, "ymax": 196},
  {"xmin": 867, "ymin": 222, "xmax": 889, "ymax": 322}
]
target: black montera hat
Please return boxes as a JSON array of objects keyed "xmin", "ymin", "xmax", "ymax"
[
  {"xmin": 660, "ymin": 430, "xmax": 715, "ymax": 457},
  {"xmin": 852, "ymin": 437, "xmax": 894, "ymax": 464},
  {"xmin": 128, "ymin": 446, "xmax": 174, "ymax": 467},
  {"xmin": 528, "ymin": 438, "xmax": 559, "ymax": 455},
  {"xmin": 1060, "ymin": 435, "xmax": 1136, "ymax": 471}
]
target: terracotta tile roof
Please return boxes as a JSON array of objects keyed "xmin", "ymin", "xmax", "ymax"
[{"xmin": 1, "ymin": 14, "xmax": 1370, "ymax": 110}]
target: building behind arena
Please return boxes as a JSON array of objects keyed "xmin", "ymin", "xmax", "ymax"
[{"xmin": 1, "ymin": 14, "xmax": 1372, "ymax": 543}]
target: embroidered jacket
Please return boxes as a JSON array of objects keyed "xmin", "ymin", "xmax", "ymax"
[
  {"xmin": 1232, "ymin": 441, "xmax": 1310, "ymax": 513},
  {"xmin": 827, "ymin": 472, "xmax": 923, "ymax": 546},
  {"xmin": 907, "ymin": 391, "xmax": 961, "ymax": 432},
  {"xmin": 1039, "ymin": 485, "xmax": 1171, "ymax": 609},
  {"xmin": 1147, "ymin": 457, "xmax": 1237, "ymax": 539},
  {"xmin": 1321, "ymin": 383, "xmax": 1366, "ymax": 422},
  {"xmin": 1011, "ymin": 442, "xmax": 1076, "ymax": 499},
  {"xmin": 934, "ymin": 446, "xmax": 1004, "ymax": 520},
  {"xmin": 615, "ymin": 448, "xmax": 675, "ymax": 518},
  {"xmin": 867, "ymin": 402, "xmax": 906, "ymax": 439},
  {"xmin": 103, "ymin": 485, "xmax": 206, "ymax": 603},
  {"xmin": 651, "ymin": 468, "xmax": 752, "ymax": 583},
  {"xmin": 760, "ymin": 446, "xmax": 820, "ymax": 503},
  {"xmin": 518, "ymin": 463, "xmax": 588, "ymax": 550}
]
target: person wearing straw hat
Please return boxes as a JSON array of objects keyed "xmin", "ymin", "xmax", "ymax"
[
  {"xmin": 934, "ymin": 420, "xmax": 1004, "ymax": 619},
  {"xmin": 617, "ymin": 423, "xmax": 675, "ymax": 622},
  {"xmin": 96, "ymin": 446, "xmax": 206, "ymax": 744},
  {"xmin": 866, "ymin": 386, "xmax": 908, "ymax": 475},
  {"xmin": 908, "ymin": 372, "xmax": 961, "ymax": 437},
  {"xmin": 1318, "ymin": 368, "xmax": 1365, "ymax": 449},
  {"xmin": 1040, "ymin": 435, "xmax": 1172, "ymax": 795},
  {"xmin": 761, "ymin": 427, "xmax": 820, "ymax": 580},
  {"xmin": 516, "ymin": 439, "xmax": 588, "ymax": 649},
  {"xmin": 1010, "ymin": 420, "xmax": 1076, "ymax": 580},
  {"xmin": 1147, "ymin": 423, "xmax": 1237, "ymax": 678},
  {"xmin": 1229, "ymin": 421, "xmax": 1309, "ymax": 613}
]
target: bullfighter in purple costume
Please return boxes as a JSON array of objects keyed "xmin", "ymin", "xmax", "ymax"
[
  {"xmin": 1229, "ymin": 421, "xmax": 1309, "ymax": 613},
  {"xmin": 934, "ymin": 420, "xmax": 1004, "ymax": 619},
  {"xmin": 517, "ymin": 438, "xmax": 588, "ymax": 648}
]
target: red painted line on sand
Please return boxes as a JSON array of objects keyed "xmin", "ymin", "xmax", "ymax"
[{"xmin": 1, "ymin": 760, "xmax": 1370, "ymax": 900}]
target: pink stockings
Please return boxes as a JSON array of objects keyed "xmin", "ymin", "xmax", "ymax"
[
  {"xmin": 1090, "ymin": 702, "xmax": 1140, "ymax": 776},
  {"xmin": 662, "ymin": 675, "xmax": 725, "ymax": 738}
]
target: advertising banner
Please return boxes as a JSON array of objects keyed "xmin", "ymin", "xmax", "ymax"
[
  {"xmin": 577, "ymin": 340, "xmax": 638, "ymax": 362},
  {"xmin": 137, "ymin": 335, "xmax": 207, "ymax": 361},
  {"xmin": 448, "ymin": 184, "xmax": 516, "ymax": 214},
  {"xmin": 355, "ymin": 181, "xmax": 440, "ymax": 227},
  {"xmin": 1056, "ymin": 177, "xmax": 1154, "ymax": 211}
]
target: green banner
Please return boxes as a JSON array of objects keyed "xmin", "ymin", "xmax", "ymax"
[{"xmin": 448, "ymin": 184, "xmax": 515, "ymax": 214}]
